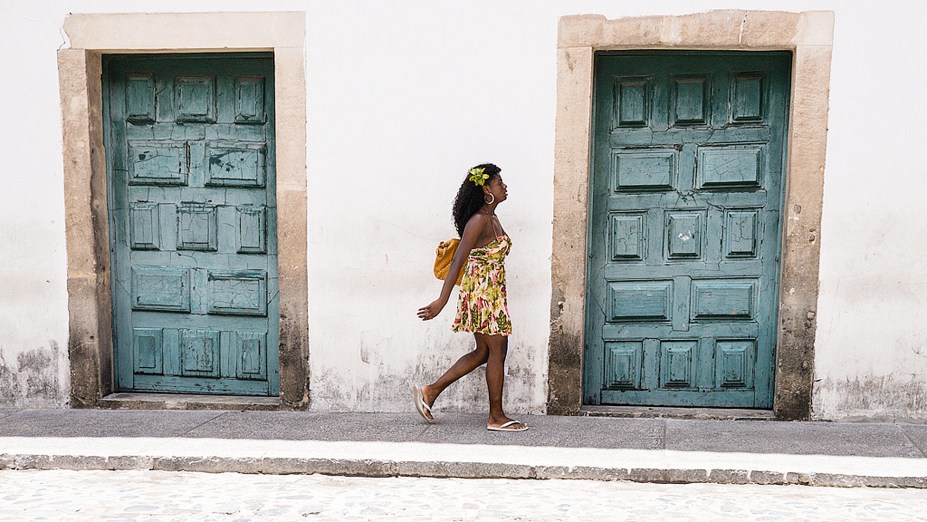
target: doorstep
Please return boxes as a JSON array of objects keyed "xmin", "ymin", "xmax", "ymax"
[
  {"xmin": 98, "ymin": 393, "xmax": 281, "ymax": 411},
  {"xmin": 579, "ymin": 405, "xmax": 776, "ymax": 421}
]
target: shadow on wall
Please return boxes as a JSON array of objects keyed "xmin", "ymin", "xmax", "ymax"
[{"xmin": 0, "ymin": 341, "xmax": 62, "ymax": 406}]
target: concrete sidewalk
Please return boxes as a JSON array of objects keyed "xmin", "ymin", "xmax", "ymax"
[{"xmin": 1, "ymin": 408, "xmax": 925, "ymax": 488}]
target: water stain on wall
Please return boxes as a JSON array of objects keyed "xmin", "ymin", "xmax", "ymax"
[
  {"xmin": 814, "ymin": 375, "xmax": 927, "ymax": 421},
  {"xmin": 0, "ymin": 341, "xmax": 61, "ymax": 405},
  {"xmin": 311, "ymin": 333, "xmax": 541, "ymax": 415},
  {"xmin": 0, "ymin": 352, "xmax": 22, "ymax": 400}
]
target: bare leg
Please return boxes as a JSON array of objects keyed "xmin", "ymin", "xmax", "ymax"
[
  {"xmin": 420, "ymin": 335, "xmax": 489, "ymax": 419},
  {"xmin": 483, "ymin": 334, "xmax": 526, "ymax": 430}
]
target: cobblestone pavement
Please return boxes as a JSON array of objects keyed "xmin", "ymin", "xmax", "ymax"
[{"xmin": 1, "ymin": 470, "xmax": 926, "ymax": 521}]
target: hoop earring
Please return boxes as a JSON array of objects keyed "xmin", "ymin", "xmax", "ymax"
[{"xmin": 484, "ymin": 193, "xmax": 495, "ymax": 205}]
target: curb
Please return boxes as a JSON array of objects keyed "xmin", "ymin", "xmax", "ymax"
[{"xmin": 2, "ymin": 454, "xmax": 925, "ymax": 489}]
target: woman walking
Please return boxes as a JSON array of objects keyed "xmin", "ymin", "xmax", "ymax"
[{"xmin": 416, "ymin": 163, "xmax": 527, "ymax": 432}]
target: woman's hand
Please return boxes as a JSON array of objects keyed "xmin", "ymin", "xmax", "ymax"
[{"xmin": 417, "ymin": 299, "xmax": 446, "ymax": 321}]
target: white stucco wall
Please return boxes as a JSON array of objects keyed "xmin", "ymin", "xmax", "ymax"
[
  {"xmin": 810, "ymin": 3, "xmax": 927, "ymax": 420},
  {"xmin": 304, "ymin": 3, "xmax": 556, "ymax": 413},
  {"xmin": 1, "ymin": 0, "xmax": 925, "ymax": 419},
  {"xmin": 0, "ymin": 6, "xmax": 70, "ymax": 406}
]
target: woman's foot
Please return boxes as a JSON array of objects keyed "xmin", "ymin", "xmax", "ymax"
[
  {"xmin": 487, "ymin": 416, "xmax": 528, "ymax": 432},
  {"xmin": 414, "ymin": 385, "xmax": 436, "ymax": 422}
]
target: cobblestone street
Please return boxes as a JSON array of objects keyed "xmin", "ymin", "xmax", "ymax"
[{"xmin": 1, "ymin": 470, "xmax": 925, "ymax": 521}]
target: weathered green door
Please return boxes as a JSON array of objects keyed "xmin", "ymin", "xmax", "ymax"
[
  {"xmin": 584, "ymin": 52, "xmax": 790, "ymax": 408},
  {"xmin": 104, "ymin": 54, "xmax": 278, "ymax": 396}
]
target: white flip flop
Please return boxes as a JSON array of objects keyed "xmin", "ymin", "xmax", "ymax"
[
  {"xmin": 487, "ymin": 420, "xmax": 528, "ymax": 432},
  {"xmin": 413, "ymin": 385, "xmax": 435, "ymax": 423}
]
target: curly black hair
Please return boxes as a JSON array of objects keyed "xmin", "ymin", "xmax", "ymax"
[{"xmin": 452, "ymin": 163, "xmax": 501, "ymax": 237}]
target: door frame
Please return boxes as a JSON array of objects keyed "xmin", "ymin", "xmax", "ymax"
[
  {"xmin": 58, "ymin": 12, "xmax": 309, "ymax": 408},
  {"xmin": 547, "ymin": 11, "xmax": 834, "ymax": 420}
]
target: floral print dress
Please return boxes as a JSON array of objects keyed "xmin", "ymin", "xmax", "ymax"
[{"xmin": 452, "ymin": 235, "xmax": 512, "ymax": 336}]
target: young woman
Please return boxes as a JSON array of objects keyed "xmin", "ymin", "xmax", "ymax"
[{"xmin": 416, "ymin": 163, "xmax": 527, "ymax": 432}]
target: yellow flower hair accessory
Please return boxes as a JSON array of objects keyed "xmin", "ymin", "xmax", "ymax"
[{"xmin": 468, "ymin": 167, "xmax": 489, "ymax": 186}]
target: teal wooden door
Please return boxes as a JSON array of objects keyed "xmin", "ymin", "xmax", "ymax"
[
  {"xmin": 104, "ymin": 54, "xmax": 279, "ymax": 396},
  {"xmin": 584, "ymin": 52, "xmax": 790, "ymax": 408}
]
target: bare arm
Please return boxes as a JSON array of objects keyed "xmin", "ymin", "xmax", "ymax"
[{"xmin": 417, "ymin": 214, "xmax": 487, "ymax": 321}]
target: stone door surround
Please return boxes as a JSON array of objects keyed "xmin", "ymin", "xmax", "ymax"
[
  {"xmin": 58, "ymin": 12, "xmax": 309, "ymax": 408},
  {"xmin": 548, "ymin": 10, "xmax": 834, "ymax": 420}
]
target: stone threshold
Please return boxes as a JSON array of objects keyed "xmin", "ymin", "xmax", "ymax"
[
  {"xmin": 98, "ymin": 393, "xmax": 281, "ymax": 411},
  {"xmin": 578, "ymin": 405, "xmax": 776, "ymax": 421}
]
